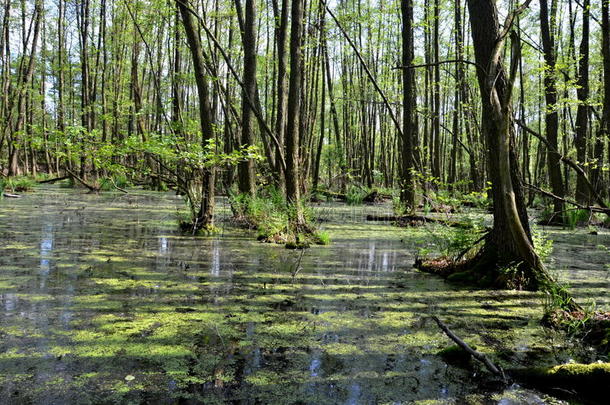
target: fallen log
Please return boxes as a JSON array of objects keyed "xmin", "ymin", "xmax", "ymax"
[
  {"xmin": 433, "ymin": 315, "xmax": 609, "ymax": 401},
  {"xmin": 366, "ymin": 214, "xmax": 467, "ymax": 228},
  {"xmin": 3, "ymin": 193, "xmax": 21, "ymax": 198},
  {"xmin": 510, "ymin": 363, "xmax": 609, "ymax": 402},
  {"xmin": 362, "ymin": 190, "xmax": 392, "ymax": 204},
  {"xmin": 65, "ymin": 169, "xmax": 100, "ymax": 193},
  {"xmin": 317, "ymin": 189, "xmax": 347, "ymax": 201},
  {"xmin": 37, "ymin": 175, "xmax": 69, "ymax": 184}
]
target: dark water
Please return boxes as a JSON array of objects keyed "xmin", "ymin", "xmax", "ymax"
[{"xmin": 0, "ymin": 187, "xmax": 606, "ymax": 404}]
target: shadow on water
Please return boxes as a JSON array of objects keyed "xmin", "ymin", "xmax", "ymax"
[{"xmin": 0, "ymin": 186, "xmax": 606, "ymax": 404}]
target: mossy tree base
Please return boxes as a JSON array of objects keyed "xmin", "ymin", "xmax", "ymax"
[
  {"xmin": 415, "ymin": 243, "xmax": 540, "ymax": 291},
  {"xmin": 510, "ymin": 363, "xmax": 610, "ymax": 403},
  {"xmin": 258, "ymin": 222, "xmax": 329, "ymax": 249}
]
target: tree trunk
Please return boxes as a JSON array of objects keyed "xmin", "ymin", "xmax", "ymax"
[
  {"xmin": 285, "ymin": 0, "xmax": 305, "ymax": 227},
  {"xmin": 574, "ymin": 0, "xmax": 590, "ymax": 204},
  {"xmin": 466, "ymin": 0, "xmax": 552, "ymax": 290},
  {"xmin": 237, "ymin": 0, "xmax": 257, "ymax": 196},
  {"xmin": 596, "ymin": 0, "xmax": 610, "ymax": 198},
  {"xmin": 176, "ymin": 0, "xmax": 216, "ymax": 229},
  {"xmin": 400, "ymin": 0, "xmax": 416, "ymax": 210},
  {"xmin": 539, "ymin": 0, "xmax": 565, "ymax": 222}
]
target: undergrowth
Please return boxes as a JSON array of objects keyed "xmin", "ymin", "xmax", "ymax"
[
  {"xmin": 230, "ymin": 187, "xmax": 329, "ymax": 248},
  {"xmin": 2, "ymin": 176, "xmax": 36, "ymax": 192}
]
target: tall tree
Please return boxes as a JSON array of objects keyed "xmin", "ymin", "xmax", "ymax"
[
  {"xmin": 400, "ymin": 0, "xmax": 416, "ymax": 210},
  {"xmin": 8, "ymin": 0, "xmax": 42, "ymax": 176},
  {"xmin": 176, "ymin": 0, "xmax": 217, "ymax": 229},
  {"xmin": 595, "ymin": 0, "xmax": 610, "ymax": 197},
  {"xmin": 285, "ymin": 0, "xmax": 305, "ymax": 227},
  {"xmin": 574, "ymin": 0, "xmax": 590, "ymax": 204},
  {"xmin": 465, "ymin": 0, "xmax": 556, "ymax": 290},
  {"xmin": 271, "ymin": 0, "xmax": 289, "ymax": 189},
  {"xmin": 237, "ymin": 0, "xmax": 257, "ymax": 196},
  {"xmin": 539, "ymin": 0, "xmax": 565, "ymax": 222}
]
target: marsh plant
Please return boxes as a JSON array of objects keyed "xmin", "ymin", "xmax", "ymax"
[{"xmin": 230, "ymin": 186, "xmax": 329, "ymax": 247}]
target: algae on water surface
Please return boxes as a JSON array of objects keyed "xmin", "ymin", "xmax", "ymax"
[{"xmin": 0, "ymin": 187, "xmax": 606, "ymax": 404}]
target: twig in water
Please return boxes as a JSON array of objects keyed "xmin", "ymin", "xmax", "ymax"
[
  {"xmin": 432, "ymin": 315, "xmax": 507, "ymax": 383},
  {"xmin": 291, "ymin": 249, "xmax": 306, "ymax": 280}
]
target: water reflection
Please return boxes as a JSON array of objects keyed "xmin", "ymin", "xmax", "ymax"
[{"xmin": 0, "ymin": 187, "xmax": 604, "ymax": 404}]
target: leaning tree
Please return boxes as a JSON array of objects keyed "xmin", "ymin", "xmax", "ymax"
[{"xmin": 420, "ymin": 0, "xmax": 575, "ymax": 301}]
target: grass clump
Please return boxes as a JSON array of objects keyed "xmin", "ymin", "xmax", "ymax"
[
  {"xmin": 565, "ymin": 209, "xmax": 592, "ymax": 229},
  {"xmin": 3, "ymin": 176, "xmax": 36, "ymax": 193},
  {"xmin": 346, "ymin": 185, "xmax": 367, "ymax": 205},
  {"xmin": 230, "ymin": 186, "xmax": 328, "ymax": 247}
]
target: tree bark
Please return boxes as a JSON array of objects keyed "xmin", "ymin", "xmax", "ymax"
[
  {"xmin": 539, "ymin": 0, "xmax": 565, "ymax": 222},
  {"xmin": 237, "ymin": 0, "xmax": 257, "ymax": 196},
  {"xmin": 400, "ymin": 0, "xmax": 416, "ymax": 210},
  {"xmin": 176, "ymin": 0, "xmax": 216, "ymax": 229}
]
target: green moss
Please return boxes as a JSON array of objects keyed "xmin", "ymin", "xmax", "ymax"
[
  {"xmin": 512, "ymin": 363, "xmax": 610, "ymax": 401},
  {"xmin": 314, "ymin": 231, "xmax": 331, "ymax": 245},
  {"xmin": 0, "ymin": 188, "xmax": 608, "ymax": 404}
]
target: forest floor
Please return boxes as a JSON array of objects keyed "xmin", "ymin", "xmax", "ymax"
[{"xmin": 0, "ymin": 186, "xmax": 607, "ymax": 404}]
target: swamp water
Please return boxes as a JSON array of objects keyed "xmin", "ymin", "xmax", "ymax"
[{"xmin": 0, "ymin": 187, "xmax": 607, "ymax": 404}]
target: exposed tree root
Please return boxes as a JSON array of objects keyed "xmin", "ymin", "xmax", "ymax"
[{"xmin": 415, "ymin": 235, "xmax": 581, "ymax": 309}]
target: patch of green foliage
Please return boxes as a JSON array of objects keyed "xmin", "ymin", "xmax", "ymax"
[
  {"xmin": 532, "ymin": 225, "xmax": 554, "ymax": 263},
  {"xmin": 565, "ymin": 209, "xmax": 592, "ymax": 229},
  {"xmin": 3, "ymin": 176, "xmax": 36, "ymax": 192},
  {"xmin": 346, "ymin": 185, "xmax": 367, "ymax": 205},
  {"xmin": 315, "ymin": 231, "xmax": 331, "ymax": 245},
  {"xmin": 98, "ymin": 174, "xmax": 132, "ymax": 191},
  {"xmin": 230, "ymin": 187, "xmax": 328, "ymax": 247},
  {"xmin": 460, "ymin": 188, "xmax": 491, "ymax": 209},
  {"xmin": 421, "ymin": 218, "xmax": 486, "ymax": 260}
]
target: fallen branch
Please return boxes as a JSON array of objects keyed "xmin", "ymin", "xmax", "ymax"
[
  {"xmin": 109, "ymin": 177, "xmax": 128, "ymax": 194},
  {"xmin": 37, "ymin": 175, "xmax": 69, "ymax": 184},
  {"xmin": 366, "ymin": 214, "xmax": 466, "ymax": 227},
  {"xmin": 525, "ymin": 183, "xmax": 610, "ymax": 215},
  {"xmin": 3, "ymin": 193, "xmax": 21, "ymax": 198},
  {"xmin": 432, "ymin": 316, "xmax": 506, "ymax": 382},
  {"xmin": 65, "ymin": 169, "xmax": 100, "ymax": 193},
  {"xmin": 516, "ymin": 120, "xmax": 609, "ymax": 210},
  {"xmin": 317, "ymin": 189, "xmax": 347, "ymax": 201}
]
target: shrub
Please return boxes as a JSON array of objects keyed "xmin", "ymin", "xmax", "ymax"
[
  {"xmin": 99, "ymin": 174, "xmax": 132, "ymax": 191},
  {"xmin": 346, "ymin": 185, "xmax": 367, "ymax": 205},
  {"xmin": 230, "ymin": 186, "xmax": 326, "ymax": 246},
  {"xmin": 566, "ymin": 209, "xmax": 591, "ymax": 229},
  {"xmin": 3, "ymin": 176, "xmax": 35, "ymax": 192}
]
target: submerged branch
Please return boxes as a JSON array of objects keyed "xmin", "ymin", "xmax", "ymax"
[{"xmin": 432, "ymin": 316, "xmax": 506, "ymax": 381}]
